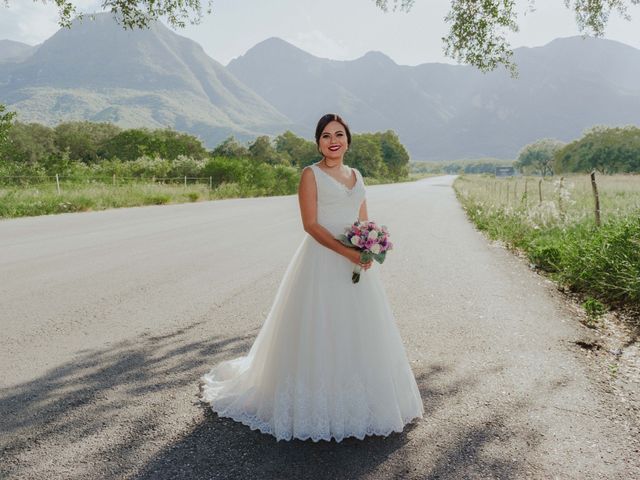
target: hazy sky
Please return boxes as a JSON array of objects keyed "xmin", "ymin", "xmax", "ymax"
[{"xmin": 2, "ymin": 0, "xmax": 640, "ymax": 65}]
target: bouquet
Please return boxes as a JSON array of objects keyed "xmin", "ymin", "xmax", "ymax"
[{"xmin": 337, "ymin": 220, "xmax": 393, "ymax": 283}]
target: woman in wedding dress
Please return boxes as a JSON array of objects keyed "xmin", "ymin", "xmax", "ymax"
[{"xmin": 201, "ymin": 114, "xmax": 424, "ymax": 442}]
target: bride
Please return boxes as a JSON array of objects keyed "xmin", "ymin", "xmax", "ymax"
[{"xmin": 200, "ymin": 113, "xmax": 424, "ymax": 442}]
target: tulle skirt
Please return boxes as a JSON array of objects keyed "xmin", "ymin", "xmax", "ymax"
[{"xmin": 200, "ymin": 234, "xmax": 423, "ymax": 442}]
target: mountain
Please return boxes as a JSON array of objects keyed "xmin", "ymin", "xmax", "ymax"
[
  {"xmin": 0, "ymin": 13, "xmax": 291, "ymax": 147},
  {"xmin": 229, "ymin": 36, "xmax": 640, "ymax": 160},
  {"xmin": 0, "ymin": 40, "xmax": 37, "ymax": 63},
  {"xmin": 2, "ymin": 19, "xmax": 640, "ymax": 160},
  {"xmin": 227, "ymin": 39, "xmax": 417, "ymax": 136}
]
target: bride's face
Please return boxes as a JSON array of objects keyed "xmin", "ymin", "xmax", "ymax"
[{"xmin": 318, "ymin": 121, "xmax": 348, "ymax": 160}]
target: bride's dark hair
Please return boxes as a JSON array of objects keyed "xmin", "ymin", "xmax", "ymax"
[{"xmin": 315, "ymin": 114, "xmax": 352, "ymax": 146}]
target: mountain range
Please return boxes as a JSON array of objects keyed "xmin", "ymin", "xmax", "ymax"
[{"xmin": 1, "ymin": 13, "xmax": 640, "ymax": 161}]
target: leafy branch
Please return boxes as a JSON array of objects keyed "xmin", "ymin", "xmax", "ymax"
[{"xmin": 6, "ymin": 0, "xmax": 640, "ymax": 73}]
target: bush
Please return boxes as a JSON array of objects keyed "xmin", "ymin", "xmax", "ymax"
[
  {"xmin": 556, "ymin": 217, "xmax": 640, "ymax": 305},
  {"xmin": 455, "ymin": 175, "xmax": 640, "ymax": 313},
  {"xmin": 144, "ymin": 194, "xmax": 171, "ymax": 205},
  {"xmin": 527, "ymin": 235, "xmax": 563, "ymax": 272},
  {"xmin": 203, "ymin": 157, "xmax": 249, "ymax": 186}
]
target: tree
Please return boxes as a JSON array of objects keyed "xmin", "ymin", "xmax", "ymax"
[
  {"xmin": 54, "ymin": 121, "xmax": 121, "ymax": 164},
  {"xmin": 0, "ymin": 104, "xmax": 17, "ymax": 152},
  {"xmin": 515, "ymin": 138, "xmax": 564, "ymax": 177},
  {"xmin": 386, "ymin": 0, "xmax": 640, "ymax": 75},
  {"xmin": 16, "ymin": 0, "xmax": 213, "ymax": 29},
  {"xmin": 14, "ymin": 1, "xmax": 639, "ymax": 74},
  {"xmin": 554, "ymin": 126, "xmax": 640, "ymax": 174},
  {"xmin": 377, "ymin": 130, "xmax": 410, "ymax": 179},
  {"xmin": 248, "ymin": 136, "xmax": 288, "ymax": 165},
  {"xmin": 211, "ymin": 136, "xmax": 249, "ymax": 158},
  {"xmin": 274, "ymin": 130, "xmax": 318, "ymax": 168},
  {"xmin": 99, "ymin": 127, "xmax": 207, "ymax": 161},
  {"xmin": 150, "ymin": 128, "xmax": 208, "ymax": 159},
  {"xmin": 2, "ymin": 122, "xmax": 59, "ymax": 167},
  {"xmin": 346, "ymin": 134, "xmax": 387, "ymax": 178}
]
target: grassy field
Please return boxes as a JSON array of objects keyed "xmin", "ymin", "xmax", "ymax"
[
  {"xmin": 0, "ymin": 173, "xmax": 424, "ymax": 220},
  {"xmin": 454, "ymin": 174, "xmax": 640, "ymax": 324},
  {"xmin": 0, "ymin": 181, "xmax": 273, "ymax": 219}
]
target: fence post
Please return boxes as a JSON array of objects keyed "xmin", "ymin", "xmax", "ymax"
[
  {"xmin": 590, "ymin": 170, "xmax": 601, "ymax": 227},
  {"xmin": 113, "ymin": 173, "xmax": 116, "ymax": 186},
  {"xmin": 558, "ymin": 176, "xmax": 565, "ymax": 221},
  {"xmin": 184, "ymin": 175, "xmax": 187, "ymax": 187},
  {"xmin": 55, "ymin": 174, "xmax": 61, "ymax": 195},
  {"xmin": 538, "ymin": 179, "xmax": 543, "ymax": 205},
  {"xmin": 209, "ymin": 176, "xmax": 212, "ymax": 190},
  {"xmin": 523, "ymin": 178, "xmax": 528, "ymax": 207}
]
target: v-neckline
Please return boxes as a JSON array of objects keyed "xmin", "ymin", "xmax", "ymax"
[{"xmin": 314, "ymin": 163, "xmax": 358, "ymax": 192}]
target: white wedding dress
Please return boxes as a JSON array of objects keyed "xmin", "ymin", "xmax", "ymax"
[{"xmin": 201, "ymin": 162, "xmax": 424, "ymax": 442}]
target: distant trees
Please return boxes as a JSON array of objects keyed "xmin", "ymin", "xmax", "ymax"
[
  {"xmin": 515, "ymin": 139, "xmax": 565, "ymax": 177},
  {"xmin": 3, "ymin": 122, "xmax": 58, "ymax": 167},
  {"xmin": 100, "ymin": 128, "xmax": 208, "ymax": 161},
  {"xmin": 215, "ymin": 129, "xmax": 410, "ymax": 179},
  {"xmin": 346, "ymin": 131, "xmax": 410, "ymax": 179},
  {"xmin": 554, "ymin": 126, "xmax": 640, "ymax": 174},
  {"xmin": 1, "ymin": 122, "xmax": 208, "ymax": 166},
  {"xmin": 54, "ymin": 121, "xmax": 121, "ymax": 164},
  {"xmin": 247, "ymin": 135, "xmax": 286, "ymax": 165},
  {"xmin": 347, "ymin": 134, "xmax": 386, "ymax": 178},
  {"xmin": 0, "ymin": 118, "xmax": 411, "ymax": 185},
  {"xmin": 274, "ymin": 131, "xmax": 318, "ymax": 168},
  {"xmin": 378, "ymin": 130, "xmax": 410, "ymax": 179},
  {"xmin": 211, "ymin": 136, "xmax": 248, "ymax": 158},
  {"xmin": 513, "ymin": 126, "xmax": 640, "ymax": 175},
  {"xmin": 411, "ymin": 159, "xmax": 513, "ymax": 175}
]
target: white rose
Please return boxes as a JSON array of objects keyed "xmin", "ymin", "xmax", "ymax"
[
  {"xmin": 367, "ymin": 230, "xmax": 378, "ymax": 240},
  {"xmin": 371, "ymin": 243, "xmax": 381, "ymax": 254},
  {"xmin": 350, "ymin": 236, "xmax": 361, "ymax": 246}
]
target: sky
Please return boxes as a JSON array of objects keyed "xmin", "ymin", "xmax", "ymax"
[{"xmin": 1, "ymin": 0, "xmax": 640, "ymax": 66}]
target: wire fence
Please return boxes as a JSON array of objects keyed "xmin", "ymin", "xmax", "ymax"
[{"xmin": 0, "ymin": 174, "xmax": 217, "ymax": 190}]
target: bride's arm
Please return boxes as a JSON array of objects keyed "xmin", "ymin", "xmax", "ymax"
[
  {"xmin": 298, "ymin": 167, "xmax": 359, "ymax": 263},
  {"xmin": 358, "ymin": 199, "xmax": 368, "ymax": 222}
]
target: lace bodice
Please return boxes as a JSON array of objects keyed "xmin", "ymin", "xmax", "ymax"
[{"xmin": 308, "ymin": 163, "xmax": 366, "ymax": 237}]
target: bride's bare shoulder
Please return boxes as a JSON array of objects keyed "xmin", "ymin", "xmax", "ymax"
[{"xmin": 299, "ymin": 165, "xmax": 317, "ymax": 189}]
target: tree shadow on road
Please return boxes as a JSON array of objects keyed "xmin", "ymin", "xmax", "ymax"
[
  {"xmin": 132, "ymin": 364, "xmax": 535, "ymax": 480},
  {"xmin": 2, "ymin": 324, "xmax": 542, "ymax": 480},
  {"xmin": 0, "ymin": 320, "xmax": 257, "ymax": 479}
]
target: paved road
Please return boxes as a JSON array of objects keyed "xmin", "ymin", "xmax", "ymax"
[{"xmin": 1, "ymin": 176, "xmax": 638, "ymax": 479}]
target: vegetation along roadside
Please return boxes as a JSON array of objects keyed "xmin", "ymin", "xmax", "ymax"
[
  {"xmin": 0, "ymin": 113, "xmax": 412, "ymax": 219},
  {"xmin": 454, "ymin": 172, "xmax": 639, "ymax": 327}
]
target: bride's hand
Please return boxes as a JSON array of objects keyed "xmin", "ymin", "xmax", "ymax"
[
  {"xmin": 347, "ymin": 249, "xmax": 373, "ymax": 270},
  {"xmin": 360, "ymin": 260, "xmax": 373, "ymax": 271}
]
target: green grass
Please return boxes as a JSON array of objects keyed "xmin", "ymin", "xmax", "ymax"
[
  {"xmin": 454, "ymin": 174, "xmax": 640, "ymax": 320},
  {"xmin": 0, "ymin": 171, "xmax": 420, "ymax": 220},
  {"xmin": 0, "ymin": 181, "xmax": 284, "ymax": 219}
]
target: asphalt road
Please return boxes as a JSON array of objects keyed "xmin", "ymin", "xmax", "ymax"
[{"xmin": 1, "ymin": 175, "xmax": 638, "ymax": 479}]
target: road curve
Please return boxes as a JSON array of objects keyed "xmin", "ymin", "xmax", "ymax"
[{"xmin": 1, "ymin": 175, "xmax": 637, "ymax": 479}]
